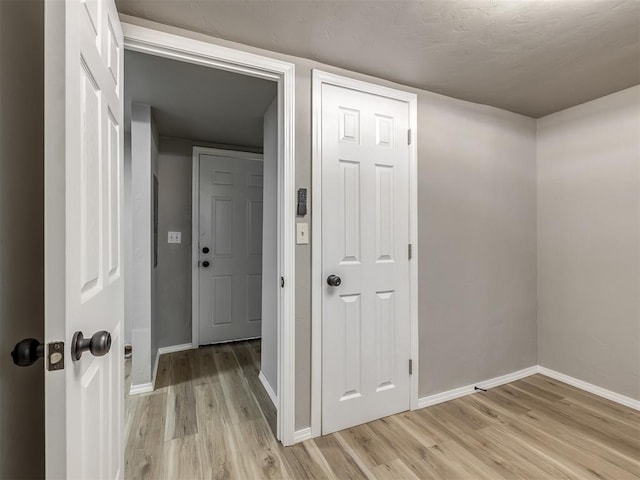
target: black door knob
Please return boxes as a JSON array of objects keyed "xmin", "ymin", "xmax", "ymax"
[
  {"xmin": 202, "ymin": 247, "xmax": 210, "ymax": 254},
  {"xmin": 11, "ymin": 338, "xmax": 45, "ymax": 367},
  {"xmin": 202, "ymin": 261, "xmax": 210, "ymax": 268},
  {"xmin": 327, "ymin": 275, "xmax": 342, "ymax": 287},
  {"xmin": 71, "ymin": 331, "xmax": 111, "ymax": 361}
]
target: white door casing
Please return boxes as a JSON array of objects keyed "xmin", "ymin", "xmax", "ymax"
[
  {"xmin": 318, "ymin": 80, "xmax": 416, "ymax": 435},
  {"xmin": 198, "ymin": 151, "xmax": 264, "ymax": 344},
  {"xmin": 45, "ymin": 0, "xmax": 124, "ymax": 478},
  {"xmin": 129, "ymin": 25, "xmax": 301, "ymax": 444}
]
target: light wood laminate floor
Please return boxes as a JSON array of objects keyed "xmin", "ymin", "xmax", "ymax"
[{"xmin": 125, "ymin": 340, "xmax": 640, "ymax": 479}]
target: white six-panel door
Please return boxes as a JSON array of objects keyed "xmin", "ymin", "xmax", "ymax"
[
  {"xmin": 45, "ymin": 0, "xmax": 124, "ymax": 477},
  {"xmin": 321, "ymin": 84, "xmax": 411, "ymax": 434},
  {"xmin": 198, "ymin": 152, "xmax": 264, "ymax": 344}
]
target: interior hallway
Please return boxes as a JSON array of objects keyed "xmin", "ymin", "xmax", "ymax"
[{"xmin": 124, "ymin": 340, "xmax": 639, "ymax": 480}]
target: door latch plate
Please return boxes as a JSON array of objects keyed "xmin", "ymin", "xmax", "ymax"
[{"xmin": 47, "ymin": 342, "xmax": 65, "ymax": 371}]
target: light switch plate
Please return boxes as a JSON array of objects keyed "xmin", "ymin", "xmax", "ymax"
[
  {"xmin": 296, "ymin": 223, "xmax": 309, "ymax": 245},
  {"xmin": 168, "ymin": 231, "xmax": 181, "ymax": 244}
]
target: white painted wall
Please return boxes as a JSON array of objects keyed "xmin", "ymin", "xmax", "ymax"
[
  {"xmin": 124, "ymin": 132, "xmax": 133, "ymax": 345},
  {"xmin": 261, "ymin": 98, "xmax": 278, "ymax": 395},
  {"xmin": 537, "ymin": 86, "xmax": 640, "ymax": 401},
  {"xmin": 130, "ymin": 103, "xmax": 159, "ymax": 389}
]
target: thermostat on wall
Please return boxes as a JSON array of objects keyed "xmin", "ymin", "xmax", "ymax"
[{"xmin": 297, "ymin": 188, "xmax": 307, "ymax": 216}]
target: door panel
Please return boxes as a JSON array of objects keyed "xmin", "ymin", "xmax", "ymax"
[
  {"xmin": 339, "ymin": 160, "xmax": 361, "ymax": 263},
  {"xmin": 321, "ymin": 84, "xmax": 410, "ymax": 434},
  {"xmin": 199, "ymin": 153, "xmax": 264, "ymax": 344},
  {"xmin": 213, "ymin": 197, "xmax": 233, "ymax": 256},
  {"xmin": 339, "ymin": 293, "xmax": 362, "ymax": 401},
  {"xmin": 45, "ymin": 0, "xmax": 124, "ymax": 477}
]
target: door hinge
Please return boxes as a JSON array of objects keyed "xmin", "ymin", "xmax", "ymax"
[
  {"xmin": 409, "ymin": 359, "xmax": 413, "ymax": 375},
  {"xmin": 280, "ymin": 276, "xmax": 285, "ymax": 288},
  {"xmin": 408, "ymin": 244, "xmax": 412, "ymax": 260},
  {"xmin": 407, "ymin": 129, "xmax": 412, "ymax": 145}
]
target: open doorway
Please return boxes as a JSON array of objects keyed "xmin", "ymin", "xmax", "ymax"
[{"xmin": 122, "ymin": 48, "xmax": 282, "ymax": 474}]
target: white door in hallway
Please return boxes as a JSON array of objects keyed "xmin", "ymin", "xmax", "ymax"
[
  {"xmin": 321, "ymin": 83, "xmax": 412, "ymax": 434},
  {"xmin": 198, "ymin": 151, "xmax": 264, "ymax": 344},
  {"xmin": 45, "ymin": 0, "xmax": 124, "ymax": 477}
]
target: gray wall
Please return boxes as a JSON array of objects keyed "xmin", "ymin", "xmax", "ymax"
[
  {"xmin": 156, "ymin": 137, "xmax": 193, "ymax": 347},
  {"xmin": 418, "ymin": 92, "xmax": 538, "ymax": 396},
  {"xmin": 261, "ymin": 99, "xmax": 279, "ymax": 393},
  {"xmin": 537, "ymin": 86, "xmax": 640, "ymax": 401},
  {"xmin": 121, "ymin": 15, "xmax": 539, "ymax": 428},
  {"xmin": 0, "ymin": 1, "xmax": 45, "ymax": 477},
  {"xmin": 130, "ymin": 104, "xmax": 159, "ymax": 388}
]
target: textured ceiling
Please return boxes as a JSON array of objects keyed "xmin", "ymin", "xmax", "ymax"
[
  {"xmin": 116, "ymin": 0, "xmax": 640, "ymax": 118},
  {"xmin": 124, "ymin": 50, "xmax": 276, "ymax": 147}
]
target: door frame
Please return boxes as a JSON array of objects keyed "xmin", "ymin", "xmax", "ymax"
[
  {"xmin": 122, "ymin": 23, "xmax": 297, "ymax": 446},
  {"xmin": 310, "ymin": 70, "xmax": 419, "ymax": 438},
  {"xmin": 191, "ymin": 146, "xmax": 264, "ymax": 347}
]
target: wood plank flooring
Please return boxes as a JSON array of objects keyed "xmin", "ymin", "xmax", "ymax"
[{"xmin": 125, "ymin": 340, "xmax": 640, "ymax": 479}]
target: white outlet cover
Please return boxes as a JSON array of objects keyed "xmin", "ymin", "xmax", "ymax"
[{"xmin": 168, "ymin": 231, "xmax": 182, "ymax": 244}]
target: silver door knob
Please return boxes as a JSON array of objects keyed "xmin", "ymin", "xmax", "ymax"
[
  {"xmin": 71, "ymin": 331, "xmax": 111, "ymax": 361},
  {"xmin": 327, "ymin": 275, "xmax": 342, "ymax": 287}
]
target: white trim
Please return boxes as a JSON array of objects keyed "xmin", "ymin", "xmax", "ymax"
[
  {"xmin": 191, "ymin": 146, "xmax": 264, "ymax": 349},
  {"xmin": 311, "ymin": 70, "xmax": 323, "ymax": 439},
  {"xmin": 259, "ymin": 371, "xmax": 279, "ymax": 408},
  {"xmin": 202, "ymin": 335, "xmax": 261, "ymax": 346},
  {"xmin": 191, "ymin": 148, "xmax": 200, "ymax": 349},
  {"xmin": 407, "ymin": 82, "xmax": 419, "ymax": 412},
  {"xmin": 538, "ymin": 366, "xmax": 640, "ymax": 411},
  {"xmin": 313, "ymin": 71, "xmax": 419, "ymax": 104},
  {"xmin": 417, "ymin": 366, "xmax": 539, "ymax": 409},
  {"xmin": 311, "ymin": 70, "xmax": 322, "ymax": 440},
  {"xmin": 150, "ymin": 351, "xmax": 161, "ymax": 392},
  {"xmin": 123, "ymin": 23, "xmax": 297, "ymax": 446},
  {"xmin": 129, "ymin": 345, "xmax": 162, "ymax": 396},
  {"xmin": 293, "ymin": 427, "xmax": 312, "ymax": 443},
  {"xmin": 157, "ymin": 343, "xmax": 194, "ymax": 356},
  {"xmin": 193, "ymin": 147, "xmax": 263, "ymax": 161},
  {"xmin": 129, "ymin": 383, "xmax": 154, "ymax": 395},
  {"xmin": 416, "ymin": 365, "xmax": 640, "ymax": 412},
  {"xmin": 310, "ymin": 70, "xmax": 419, "ymax": 438}
]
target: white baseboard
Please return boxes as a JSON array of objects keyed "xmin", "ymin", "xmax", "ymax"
[
  {"xmin": 258, "ymin": 371, "xmax": 278, "ymax": 408},
  {"xmin": 157, "ymin": 343, "xmax": 194, "ymax": 355},
  {"xmin": 475, "ymin": 366, "xmax": 541, "ymax": 390},
  {"xmin": 538, "ymin": 366, "xmax": 640, "ymax": 411},
  {"xmin": 129, "ymin": 382, "xmax": 153, "ymax": 395},
  {"xmin": 293, "ymin": 427, "xmax": 312, "ymax": 443},
  {"xmin": 129, "ymin": 350, "xmax": 162, "ymax": 396},
  {"xmin": 416, "ymin": 365, "xmax": 640, "ymax": 412},
  {"xmin": 417, "ymin": 366, "xmax": 539, "ymax": 409}
]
